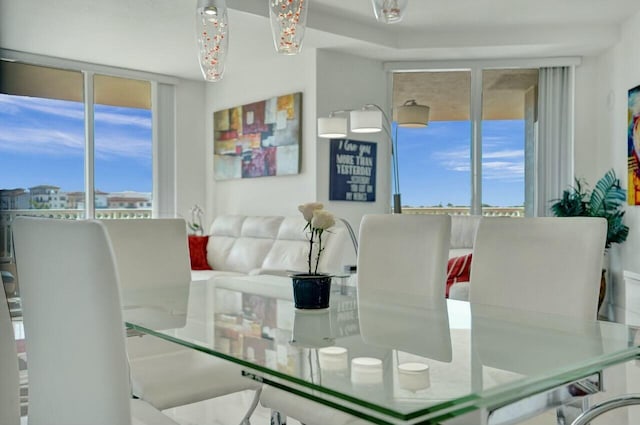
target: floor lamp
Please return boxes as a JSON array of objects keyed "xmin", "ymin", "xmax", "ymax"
[{"xmin": 317, "ymin": 100, "xmax": 429, "ymax": 213}]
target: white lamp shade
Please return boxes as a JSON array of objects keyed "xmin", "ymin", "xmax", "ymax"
[
  {"xmin": 318, "ymin": 117, "xmax": 347, "ymax": 138},
  {"xmin": 395, "ymin": 103, "xmax": 430, "ymax": 128},
  {"xmin": 350, "ymin": 109, "xmax": 382, "ymax": 133}
]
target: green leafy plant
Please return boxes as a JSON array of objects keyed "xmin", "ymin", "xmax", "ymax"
[{"xmin": 550, "ymin": 169, "xmax": 629, "ymax": 249}]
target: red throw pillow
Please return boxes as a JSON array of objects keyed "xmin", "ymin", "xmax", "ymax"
[
  {"xmin": 188, "ymin": 235, "xmax": 212, "ymax": 270},
  {"xmin": 445, "ymin": 253, "xmax": 472, "ymax": 297}
]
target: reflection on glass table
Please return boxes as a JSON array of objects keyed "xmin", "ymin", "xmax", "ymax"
[{"xmin": 124, "ymin": 274, "xmax": 640, "ymax": 425}]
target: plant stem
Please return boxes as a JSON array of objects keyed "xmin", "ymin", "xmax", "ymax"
[
  {"xmin": 315, "ymin": 229, "xmax": 323, "ymax": 274},
  {"xmin": 307, "ymin": 224, "xmax": 314, "ymax": 274}
]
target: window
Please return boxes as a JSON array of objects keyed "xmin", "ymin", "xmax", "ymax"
[
  {"xmin": 392, "ymin": 67, "xmax": 539, "ymax": 216},
  {"xmin": 393, "ymin": 71, "xmax": 471, "ymax": 214},
  {"xmin": 0, "ymin": 52, "xmax": 175, "ymax": 263}
]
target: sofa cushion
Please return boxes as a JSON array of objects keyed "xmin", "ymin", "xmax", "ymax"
[
  {"xmin": 446, "ymin": 253, "xmax": 472, "ymax": 297},
  {"xmin": 207, "ymin": 215, "xmax": 284, "ymax": 273}
]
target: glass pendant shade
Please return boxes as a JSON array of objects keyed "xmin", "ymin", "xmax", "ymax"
[
  {"xmin": 195, "ymin": 0, "xmax": 229, "ymax": 82},
  {"xmin": 269, "ymin": 0, "xmax": 309, "ymax": 55},
  {"xmin": 395, "ymin": 100, "xmax": 430, "ymax": 127},
  {"xmin": 350, "ymin": 109, "xmax": 382, "ymax": 133},
  {"xmin": 371, "ymin": 0, "xmax": 408, "ymax": 24},
  {"xmin": 318, "ymin": 117, "xmax": 347, "ymax": 138}
]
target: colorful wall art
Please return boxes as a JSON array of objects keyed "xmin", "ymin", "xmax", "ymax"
[
  {"xmin": 213, "ymin": 92, "xmax": 302, "ymax": 180},
  {"xmin": 628, "ymin": 85, "xmax": 640, "ymax": 204}
]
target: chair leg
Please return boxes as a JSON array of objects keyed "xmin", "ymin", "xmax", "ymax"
[
  {"xmin": 239, "ymin": 387, "xmax": 263, "ymax": 425},
  {"xmin": 270, "ymin": 409, "xmax": 287, "ymax": 425},
  {"xmin": 556, "ymin": 397, "xmax": 589, "ymax": 425}
]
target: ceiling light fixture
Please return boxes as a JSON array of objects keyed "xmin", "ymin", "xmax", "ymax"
[
  {"xmin": 371, "ymin": 0, "xmax": 408, "ymax": 24},
  {"xmin": 269, "ymin": 0, "xmax": 309, "ymax": 55},
  {"xmin": 195, "ymin": 0, "xmax": 229, "ymax": 82}
]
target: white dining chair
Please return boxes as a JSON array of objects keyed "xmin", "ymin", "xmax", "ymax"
[
  {"xmin": 357, "ymin": 214, "xmax": 451, "ymax": 307},
  {"xmin": 12, "ymin": 217, "xmax": 178, "ymax": 425},
  {"xmin": 469, "ymin": 216, "xmax": 607, "ymax": 319},
  {"xmin": 101, "ymin": 218, "xmax": 260, "ymax": 419},
  {"xmin": 261, "ymin": 214, "xmax": 452, "ymax": 425},
  {"xmin": 0, "ymin": 273, "xmax": 20, "ymax": 425},
  {"xmin": 468, "ymin": 216, "xmax": 607, "ymax": 425}
]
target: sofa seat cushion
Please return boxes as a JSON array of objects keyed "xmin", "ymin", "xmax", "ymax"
[{"xmin": 191, "ymin": 269, "xmax": 245, "ymax": 283}]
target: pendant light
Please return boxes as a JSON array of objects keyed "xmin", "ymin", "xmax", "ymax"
[{"xmin": 195, "ymin": 0, "xmax": 229, "ymax": 82}]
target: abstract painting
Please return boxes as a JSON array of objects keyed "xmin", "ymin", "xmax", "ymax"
[
  {"xmin": 214, "ymin": 92, "xmax": 302, "ymax": 180},
  {"xmin": 628, "ymin": 85, "xmax": 640, "ymax": 204}
]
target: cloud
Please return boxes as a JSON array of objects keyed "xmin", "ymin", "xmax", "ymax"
[
  {"xmin": 0, "ymin": 94, "xmax": 152, "ymax": 159},
  {"xmin": 95, "ymin": 111, "xmax": 151, "ymax": 129},
  {"xmin": 0, "ymin": 94, "xmax": 151, "ymax": 129},
  {"xmin": 432, "ymin": 147, "xmax": 524, "ymax": 180},
  {"xmin": 0, "ymin": 127, "xmax": 84, "ymax": 156}
]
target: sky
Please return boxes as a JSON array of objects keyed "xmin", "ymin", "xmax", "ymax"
[
  {"xmin": 0, "ymin": 93, "xmax": 152, "ymax": 193},
  {"xmin": 396, "ymin": 120, "xmax": 524, "ymax": 207},
  {"xmin": 0, "ymin": 93, "xmax": 524, "ymax": 206}
]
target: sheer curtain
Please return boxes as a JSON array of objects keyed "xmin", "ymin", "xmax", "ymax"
[{"xmin": 533, "ymin": 66, "xmax": 574, "ymax": 216}]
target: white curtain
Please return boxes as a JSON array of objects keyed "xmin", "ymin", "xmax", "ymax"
[{"xmin": 533, "ymin": 66, "xmax": 574, "ymax": 217}]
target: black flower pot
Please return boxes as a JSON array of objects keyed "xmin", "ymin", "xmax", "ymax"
[{"xmin": 291, "ymin": 273, "xmax": 332, "ymax": 309}]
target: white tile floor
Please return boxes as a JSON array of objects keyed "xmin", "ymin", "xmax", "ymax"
[{"xmin": 163, "ymin": 390, "xmax": 303, "ymax": 425}]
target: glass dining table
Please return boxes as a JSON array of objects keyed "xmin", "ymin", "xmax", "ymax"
[{"xmin": 123, "ymin": 274, "xmax": 640, "ymax": 425}]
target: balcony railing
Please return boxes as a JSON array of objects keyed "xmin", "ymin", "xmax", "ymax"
[
  {"xmin": 403, "ymin": 207, "xmax": 524, "ymax": 217},
  {"xmin": 1, "ymin": 208, "xmax": 152, "ymax": 262}
]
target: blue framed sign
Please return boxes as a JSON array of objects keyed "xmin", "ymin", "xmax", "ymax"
[{"xmin": 329, "ymin": 139, "xmax": 376, "ymax": 202}]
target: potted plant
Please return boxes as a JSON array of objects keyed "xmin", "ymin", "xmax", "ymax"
[
  {"xmin": 292, "ymin": 202, "xmax": 336, "ymax": 310},
  {"xmin": 550, "ymin": 169, "xmax": 629, "ymax": 308}
]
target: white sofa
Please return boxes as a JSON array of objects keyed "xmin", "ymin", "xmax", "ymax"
[{"xmin": 191, "ymin": 215, "xmax": 350, "ymax": 283}]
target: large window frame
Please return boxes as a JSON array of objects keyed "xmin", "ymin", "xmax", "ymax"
[
  {"xmin": 0, "ymin": 48, "xmax": 179, "ymax": 219},
  {"xmin": 385, "ymin": 57, "xmax": 580, "ymax": 216}
]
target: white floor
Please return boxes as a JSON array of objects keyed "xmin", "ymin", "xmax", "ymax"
[{"xmin": 163, "ymin": 390, "xmax": 304, "ymax": 425}]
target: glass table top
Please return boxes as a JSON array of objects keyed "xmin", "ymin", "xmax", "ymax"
[{"xmin": 124, "ymin": 275, "xmax": 640, "ymax": 424}]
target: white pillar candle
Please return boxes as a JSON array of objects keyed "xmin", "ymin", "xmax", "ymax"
[
  {"xmin": 351, "ymin": 357, "xmax": 383, "ymax": 385},
  {"xmin": 397, "ymin": 362, "xmax": 430, "ymax": 391},
  {"xmin": 318, "ymin": 346, "xmax": 349, "ymax": 372}
]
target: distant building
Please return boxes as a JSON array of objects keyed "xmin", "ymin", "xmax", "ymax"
[
  {"xmin": 29, "ymin": 185, "xmax": 67, "ymax": 209},
  {"xmin": 67, "ymin": 191, "xmax": 109, "ymax": 209},
  {"xmin": 0, "ymin": 189, "xmax": 30, "ymax": 210},
  {"xmin": 107, "ymin": 196, "xmax": 151, "ymax": 209}
]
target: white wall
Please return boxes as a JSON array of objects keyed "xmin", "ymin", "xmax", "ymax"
[
  {"xmin": 577, "ymin": 9, "xmax": 640, "ymax": 319},
  {"xmin": 204, "ymin": 34, "xmax": 391, "ymax": 246},
  {"xmin": 175, "ymin": 80, "xmax": 208, "ymax": 225},
  {"xmin": 315, "ymin": 49, "xmax": 390, "ymax": 237},
  {"xmin": 204, "ymin": 25, "xmax": 318, "ymax": 223}
]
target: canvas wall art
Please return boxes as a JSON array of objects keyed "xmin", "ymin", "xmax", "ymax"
[
  {"xmin": 214, "ymin": 92, "xmax": 302, "ymax": 180},
  {"xmin": 628, "ymin": 85, "xmax": 640, "ymax": 205}
]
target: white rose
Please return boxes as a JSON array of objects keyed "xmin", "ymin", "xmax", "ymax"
[
  {"xmin": 298, "ymin": 202, "xmax": 323, "ymax": 222},
  {"xmin": 311, "ymin": 210, "xmax": 335, "ymax": 230}
]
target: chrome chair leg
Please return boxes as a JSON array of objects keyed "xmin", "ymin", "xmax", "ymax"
[
  {"xmin": 557, "ymin": 397, "xmax": 589, "ymax": 425},
  {"xmin": 239, "ymin": 387, "xmax": 262, "ymax": 425},
  {"xmin": 270, "ymin": 409, "xmax": 287, "ymax": 425}
]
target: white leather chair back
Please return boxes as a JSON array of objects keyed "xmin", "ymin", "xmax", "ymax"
[
  {"xmin": 100, "ymin": 219, "xmax": 191, "ymax": 329},
  {"xmin": 469, "ymin": 217, "xmax": 607, "ymax": 319},
  {"xmin": 0, "ymin": 274, "xmax": 20, "ymax": 425},
  {"xmin": 13, "ymin": 217, "xmax": 132, "ymax": 425},
  {"xmin": 357, "ymin": 214, "xmax": 451, "ymax": 308}
]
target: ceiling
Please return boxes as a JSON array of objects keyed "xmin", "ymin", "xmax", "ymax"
[{"xmin": 2, "ymin": 0, "xmax": 639, "ymax": 81}]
